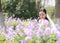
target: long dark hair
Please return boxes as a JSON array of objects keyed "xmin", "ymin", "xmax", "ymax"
[{"xmin": 38, "ymin": 8, "xmax": 49, "ymax": 21}]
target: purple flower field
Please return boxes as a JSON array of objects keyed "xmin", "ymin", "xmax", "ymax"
[{"xmin": 0, "ymin": 17, "xmax": 60, "ymax": 43}]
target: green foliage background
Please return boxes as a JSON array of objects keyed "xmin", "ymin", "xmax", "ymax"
[
  {"xmin": 2, "ymin": 0, "xmax": 39, "ymax": 19},
  {"xmin": 1, "ymin": 0, "xmax": 55, "ymax": 19}
]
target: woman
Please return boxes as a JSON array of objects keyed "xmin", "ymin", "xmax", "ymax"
[{"xmin": 38, "ymin": 8, "xmax": 49, "ymax": 28}]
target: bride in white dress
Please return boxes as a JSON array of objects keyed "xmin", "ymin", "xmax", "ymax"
[
  {"xmin": 38, "ymin": 8, "xmax": 60, "ymax": 39},
  {"xmin": 38, "ymin": 8, "xmax": 50, "ymax": 29}
]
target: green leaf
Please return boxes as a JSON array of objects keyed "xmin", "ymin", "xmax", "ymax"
[
  {"xmin": 35, "ymin": 40, "xmax": 40, "ymax": 43},
  {"xmin": 51, "ymin": 34, "xmax": 56, "ymax": 39},
  {"xmin": 47, "ymin": 39, "xmax": 55, "ymax": 43},
  {"xmin": 0, "ymin": 35, "xmax": 6, "ymax": 41},
  {"xmin": 28, "ymin": 40, "xmax": 32, "ymax": 43},
  {"xmin": 12, "ymin": 38, "xmax": 19, "ymax": 43},
  {"xmin": 11, "ymin": 21, "xmax": 18, "ymax": 27}
]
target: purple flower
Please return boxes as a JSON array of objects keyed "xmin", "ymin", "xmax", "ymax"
[
  {"xmin": 24, "ymin": 28, "xmax": 33, "ymax": 36},
  {"xmin": 20, "ymin": 40, "xmax": 28, "ymax": 43},
  {"xmin": 25, "ymin": 36, "xmax": 32, "ymax": 40},
  {"xmin": 44, "ymin": 27, "xmax": 51, "ymax": 36},
  {"xmin": 56, "ymin": 31, "xmax": 60, "ymax": 39},
  {"xmin": 33, "ymin": 29, "xmax": 43, "ymax": 38},
  {"xmin": 5, "ymin": 26, "xmax": 16, "ymax": 40}
]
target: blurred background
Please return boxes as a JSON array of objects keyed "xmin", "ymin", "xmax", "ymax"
[
  {"xmin": 0, "ymin": 0, "xmax": 60, "ymax": 26},
  {"xmin": 1, "ymin": 0, "xmax": 55, "ymax": 19}
]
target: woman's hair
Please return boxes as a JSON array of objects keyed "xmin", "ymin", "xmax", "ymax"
[
  {"xmin": 39, "ymin": 8, "xmax": 49, "ymax": 21},
  {"xmin": 39, "ymin": 8, "xmax": 47, "ymax": 14}
]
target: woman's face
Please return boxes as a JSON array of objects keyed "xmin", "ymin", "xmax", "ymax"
[{"xmin": 39, "ymin": 11, "xmax": 46, "ymax": 19}]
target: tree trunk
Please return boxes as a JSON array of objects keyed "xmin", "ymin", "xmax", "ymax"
[
  {"xmin": 55, "ymin": 0, "xmax": 60, "ymax": 18},
  {"xmin": 36, "ymin": 0, "xmax": 41, "ymax": 9},
  {"xmin": 0, "ymin": 0, "xmax": 5, "ymax": 27},
  {"xmin": 55, "ymin": 0, "xmax": 60, "ymax": 25},
  {"xmin": 0, "ymin": 0, "xmax": 2, "ymax": 11}
]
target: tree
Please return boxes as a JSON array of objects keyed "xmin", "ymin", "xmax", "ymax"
[
  {"xmin": 3, "ymin": 0, "xmax": 39, "ymax": 19},
  {"xmin": 55, "ymin": 0, "xmax": 60, "ymax": 25},
  {"xmin": 0, "ymin": 0, "xmax": 5, "ymax": 27},
  {"xmin": 55, "ymin": 0, "xmax": 60, "ymax": 18},
  {"xmin": 36, "ymin": 0, "xmax": 41, "ymax": 9},
  {"xmin": 0, "ymin": 0, "xmax": 2, "ymax": 11}
]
